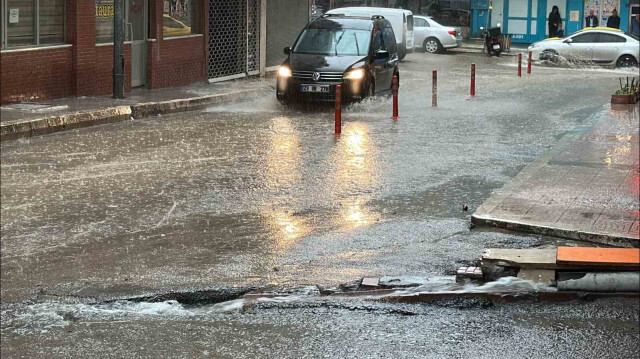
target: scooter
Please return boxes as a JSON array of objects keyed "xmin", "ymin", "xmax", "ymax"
[{"xmin": 480, "ymin": 24, "xmax": 503, "ymax": 57}]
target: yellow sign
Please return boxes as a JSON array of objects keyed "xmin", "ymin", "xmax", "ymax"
[{"xmin": 96, "ymin": 4, "xmax": 114, "ymax": 18}]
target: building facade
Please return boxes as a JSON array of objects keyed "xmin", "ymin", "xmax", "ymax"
[
  {"xmin": 1, "ymin": 0, "xmax": 311, "ymax": 104},
  {"xmin": 470, "ymin": 0, "xmax": 639, "ymax": 43}
]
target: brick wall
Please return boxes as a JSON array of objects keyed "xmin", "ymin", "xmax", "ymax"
[
  {"xmin": 147, "ymin": 0, "xmax": 207, "ymax": 89},
  {"xmin": 1, "ymin": 0, "xmax": 206, "ymax": 104},
  {"xmin": 0, "ymin": 47, "xmax": 73, "ymax": 104},
  {"xmin": 93, "ymin": 45, "xmax": 133, "ymax": 96},
  {"xmin": 148, "ymin": 37, "xmax": 206, "ymax": 89}
]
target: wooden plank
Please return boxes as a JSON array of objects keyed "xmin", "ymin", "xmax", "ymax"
[{"xmin": 557, "ymin": 247, "xmax": 640, "ymax": 268}]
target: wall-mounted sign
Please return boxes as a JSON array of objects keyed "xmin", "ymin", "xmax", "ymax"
[
  {"xmin": 570, "ymin": 10, "xmax": 579, "ymax": 21},
  {"xmin": 164, "ymin": 0, "xmax": 170, "ymax": 13},
  {"xmin": 96, "ymin": 1, "xmax": 115, "ymax": 18},
  {"xmin": 9, "ymin": 8, "xmax": 19, "ymax": 23}
]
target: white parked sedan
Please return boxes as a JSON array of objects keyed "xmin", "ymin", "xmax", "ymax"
[
  {"xmin": 528, "ymin": 27, "xmax": 639, "ymax": 68},
  {"xmin": 413, "ymin": 15, "xmax": 462, "ymax": 53}
]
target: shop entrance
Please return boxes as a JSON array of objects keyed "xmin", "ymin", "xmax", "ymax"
[
  {"xmin": 127, "ymin": 0, "xmax": 148, "ymax": 87},
  {"xmin": 207, "ymin": 0, "xmax": 261, "ymax": 82}
]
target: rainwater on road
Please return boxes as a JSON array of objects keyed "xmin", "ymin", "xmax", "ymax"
[{"xmin": 1, "ymin": 52, "xmax": 639, "ymax": 357}]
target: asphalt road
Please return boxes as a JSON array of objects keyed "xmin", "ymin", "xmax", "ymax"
[{"xmin": 2, "ymin": 51, "xmax": 639, "ymax": 357}]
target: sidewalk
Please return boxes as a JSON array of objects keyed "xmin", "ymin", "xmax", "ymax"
[
  {"xmin": 472, "ymin": 103, "xmax": 639, "ymax": 247},
  {"xmin": 1, "ymin": 76, "xmax": 273, "ymax": 141},
  {"xmin": 450, "ymin": 39, "xmax": 529, "ymax": 57}
]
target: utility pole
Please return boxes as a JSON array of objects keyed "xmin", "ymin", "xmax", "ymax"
[{"xmin": 113, "ymin": 0, "xmax": 125, "ymax": 99}]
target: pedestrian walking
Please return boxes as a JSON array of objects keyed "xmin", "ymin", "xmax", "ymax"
[
  {"xmin": 632, "ymin": 13, "xmax": 640, "ymax": 36},
  {"xmin": 585, "ymin": 9, "xmax": 598, "ymax": 28},
  {"xmin": 548, "ymin": 6, "xmax": 562, "ymax": 38},
  {"xmin": 606, "ymin": 9, "xmax": 620, "ymax": 29}
]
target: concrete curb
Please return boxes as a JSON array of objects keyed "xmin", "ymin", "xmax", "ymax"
[
  {"xmin": 471, "ymin": 214, "xmax": 639, "ymax": 248},
  {"xmin": 1, "ymin": 88, "xmax": 265, "ymax": 142},
  {"xmin": 0, "ymin": 106, "xmax": 132, "ymax": 142},
  {"xmin": 130, "ymin": 89, "xmax": 261, "ymax": 119}
]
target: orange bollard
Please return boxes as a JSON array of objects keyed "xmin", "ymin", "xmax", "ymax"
[
  {"xmin": 334, "ymin": 85, "xmax": 342, "ymax": 135},
  {"xmin": 432, "ymin": 70, "xmax": 437, "ymax": 107},
  {"xmin": 518, "ymin": 53, "xmax": 522, "ymax": 77},
  {"xmin": 470, "ymin": 64, "xmax": 476, "ymax": 97},
  {"xmin": 391, "ymin": 75, "xmax": 399, "ymax": 119},
  {"xmin": 527, "ymin": 51, "xmax": 532, "ymax": 74}
]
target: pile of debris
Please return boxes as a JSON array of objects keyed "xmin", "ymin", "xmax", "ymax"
[{"xmin": 457, "ymin": 247, "xmax": 640, "ymax": 292}]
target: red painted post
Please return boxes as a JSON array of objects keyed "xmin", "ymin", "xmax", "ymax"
[
  {"xmin": 470, "ymin": 63, "xmax": 476, "ymax": 97},
  {"xmin": 518, "ymin": 53, "xmax": 522, "ymax": 77},
  {"xmin": 391, "ymin": 75, "xmax": 399, "ymax": 119},
  {"xmin": 334, "ymin": 85, "xmax": 342, "ymax": 135},
  {"xmin": 527, "ymin": 51, "xmax": 532, "ymax": 74},
  {"xmin": 432, "ymin": 70, "xmax": 437, "ymax": 107}
]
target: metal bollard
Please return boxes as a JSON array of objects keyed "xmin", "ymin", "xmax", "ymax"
[
  {"xmin": 335, "ymin": 85, "xmax": 342, "ymax": 135},
  {"xmin": 518, "ymin": 53, "xmax": 522, "ymax": 77},
  {"xmin": 470, "ymin": 64, "xmax": 476, "ymax": 97},
  {"xmin": 432, "ymin": 70, "xmax": 437, "ymax": 107},
  {"xmin": 527, "ymin": 51, "xmax": 532, "ymax": 75},
  {"xmin": 391, "ymin": 75, "xmax": 399, "ymax": 120}
]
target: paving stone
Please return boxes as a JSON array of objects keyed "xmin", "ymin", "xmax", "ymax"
[{"xmin": 472, "ymin": 104, "xmax": 639, "ymax": 247}]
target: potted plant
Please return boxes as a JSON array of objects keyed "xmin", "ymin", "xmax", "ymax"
[{"xmin": 611, "ymin": 77, "xmax": 639, "ymax": 104}]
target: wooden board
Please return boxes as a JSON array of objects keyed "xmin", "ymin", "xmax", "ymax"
[{"xmin": 557, "ymin": 247, "xmax": 640, "ymax": 268}]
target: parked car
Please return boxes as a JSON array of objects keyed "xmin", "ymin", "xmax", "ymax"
[
  {"xmin": 326, "ymin": 7, "xmax": 414, "ymax": 60},
  {"xmin": 528, "ymin": 27, "xmax": 639, "ymax": 68},
  {"xmin": 413, "ymin": 15, "xmax": 462, "ymax": 53},
  {"xmin": 276, "ymin": 14, "xmax": 400, "ymax": 104}
]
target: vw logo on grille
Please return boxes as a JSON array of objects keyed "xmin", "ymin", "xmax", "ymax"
[{"xmin": 312, "ymin": 72, "xmax": 321, "ymax": 81}]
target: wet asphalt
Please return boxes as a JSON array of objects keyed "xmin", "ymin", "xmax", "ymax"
[{"xmin": 1, "ymin": 51, "xmax": 639, "ymax": 357}]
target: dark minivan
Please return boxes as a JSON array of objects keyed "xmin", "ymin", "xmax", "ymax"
[{"xmin": 277, "ymin": 14, "xmax": 400, "ymax": 104}]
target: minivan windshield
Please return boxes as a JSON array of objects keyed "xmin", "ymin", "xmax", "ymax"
[{"xmin": 293, "ymin": 28, "xmax": 371, "ymax": 56}]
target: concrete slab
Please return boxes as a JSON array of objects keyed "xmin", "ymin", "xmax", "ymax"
[
  {"xmin": 361, "ymin": 277, "xmax": 380, "ymax": 288},
  {"xmin": 482, "ymin": 248, "xmax": 558, "ymax": 269},
  {"xmin": 472, "ymin": 104, "xmax": 640, "ymax": 247},
  {"xmin": 557, "ymin": 247, "xmax": 640, "ymax": 268}
]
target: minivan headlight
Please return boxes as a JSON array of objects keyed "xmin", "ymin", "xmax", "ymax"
[
  {"xmin": 344, "ymin": 68, "xmax": 365, "ymax": 80},
  {"xmin": 278, "ymin": 66, "xmax": 292, "ymax": 78}
]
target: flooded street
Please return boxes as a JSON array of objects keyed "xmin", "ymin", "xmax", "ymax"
[{"xmin": 2, "ymin": 52, "xmax": 639, "ymax": 357}]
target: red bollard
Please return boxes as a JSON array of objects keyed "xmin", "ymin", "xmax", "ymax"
[
  {"xmin": 518, "ymin": 53, "xmax": 522, "ymax": 77},
  {"xmin": 432, "ymin": 70, "xmax": 437, "ymax": 107},
  {"xmin": 391, "ymin": 75, "xmax": 399, "ymax": 120},
  {"xmin": 527, "ymin": 51, "xmax": 532, "ymax": 75},
  {"xmin": 334, "ymin": 85, "xmax": 342, "ymax": 135},
  {"xmin": 470, "ymin": 63, "xmax": 476, "ymax": 97}
]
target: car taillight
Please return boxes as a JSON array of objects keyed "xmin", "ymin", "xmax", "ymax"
[{"xmin": 448, "ymin": 30, "xmax": 457, "ymax": 36}]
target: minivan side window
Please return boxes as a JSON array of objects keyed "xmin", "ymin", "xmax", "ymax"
[
  {"xmin": 382, "ymin": 26, "xmax": 397, "ymax": 54},
  {"xmin": 373, "ymin": 30, "xmax": 384, "ymax": 52}
]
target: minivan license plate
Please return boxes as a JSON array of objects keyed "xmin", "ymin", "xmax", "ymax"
[{"xmin": 301, "ymin": 84, "xmax": 329, "ymax": 93}]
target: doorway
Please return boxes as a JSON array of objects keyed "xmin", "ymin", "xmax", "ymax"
[{"xmin": 127, "ymin": 0, "xmax": 148, "ymax": 87}]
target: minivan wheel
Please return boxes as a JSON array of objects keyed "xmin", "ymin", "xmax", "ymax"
[
  {"xmin": 616, "ymin": 55, "xmax": 638, "ymax": 68},
  {"xmin": 423, "ymin": 38, "xmax": 442, "ymax": 54}
]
